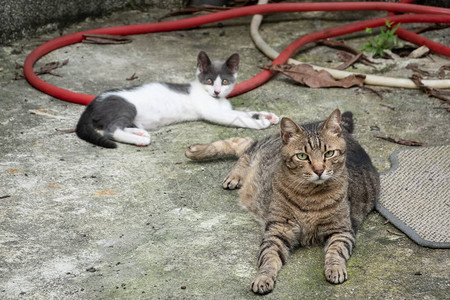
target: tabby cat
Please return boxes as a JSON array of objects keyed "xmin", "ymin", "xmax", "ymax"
[{"xmin": 185, "ymin": 109, "xmax": 380, "ymax": 294}]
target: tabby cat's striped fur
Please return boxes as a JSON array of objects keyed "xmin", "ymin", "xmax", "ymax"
[{"xmin": 185, "ymin": 109, "xmax": 380, "ymax": 294}]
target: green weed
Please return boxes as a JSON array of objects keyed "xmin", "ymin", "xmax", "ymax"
[{"xmin": 360, "ymin": 20, "xmax": 401, "ymax": 56}]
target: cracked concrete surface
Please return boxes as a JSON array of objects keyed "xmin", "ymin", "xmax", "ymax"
[{"xmin": 1, "ymin": 4, "xmax": 449, "ymax": 300}]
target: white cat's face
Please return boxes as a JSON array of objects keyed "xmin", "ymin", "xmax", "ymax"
[
  {"xmin": 196, "ymin": 51, "xmax": 239, "ymax": 99},
  {"xmin": 200, "ymin": 74, "xmax": 237, "ymax": 98}
]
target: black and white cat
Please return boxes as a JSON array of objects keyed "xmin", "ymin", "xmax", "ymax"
[{"xmin": 76, "ymin": 51, "xmax": 279, "ymax": 148}]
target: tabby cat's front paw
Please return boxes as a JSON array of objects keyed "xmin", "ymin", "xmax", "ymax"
[
  {"xmin": 251, "ymin": 273, "xmax": 276, "ymax": 295},
  {"xmin": 222, "ymin": 173, "xmax": 242, "ymax": 190},
  {"xmin": 325, "ymin": 264, "xmax": 348, "ymax": 284},
  {"xmin": 185, "ymin": 144, "xmax": 209, "ymax": 160}
]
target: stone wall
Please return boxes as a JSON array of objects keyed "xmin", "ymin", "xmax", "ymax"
[{"xmin": 0, "ymin": 0, "xmax": 183, "ymax": 44}]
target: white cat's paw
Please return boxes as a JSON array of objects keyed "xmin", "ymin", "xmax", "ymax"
[
  {"xmin": 124, "ymin": 128, "xmax": 150, "ymax": 138},
  {"xmin": 253, "ymin": 118, "xmax": 271, "ymax": 129},
  {"xmin": 134, "ymin": 136, "xmax": 151, "ymax": 147},
  {"xmin": 251, "ymin": 112, "xmax": 279, "ymax": 125}
]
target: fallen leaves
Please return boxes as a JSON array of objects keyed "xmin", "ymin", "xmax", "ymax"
[
  {"xmin": 94, "ymin": 190, "xmax": 117, "ymax": 197},
  {"xmin": 126, "ymin": 73, "xmax": 139, "ymax": 81},
  {"xmin": 263, "ymin": 64, "xmax": 366, "ymax": 88},
  {"xmin": 406, "ymin": 63, "xmax": 430, "ymax": 76},
  {"xmin": 46, "ymin": 183, "xmax": 62, "ymax": 189},
  {"xmin": 5, "ymin": 168, "xmax": 21, "ymax": 174},
  {"xmin": 82, "ymin": 34, "xmax": 133, "ymax": 45},
  {"xmin": 374, "ymin": 135, "xmax": 428, "ymax": 146},
  {"xmin": 15, "ymin": 59, "xmax": 69, "ymax": 80},
  {"xmin": 37, "ymin": 59, "xmax": 69, "ymax": 76},
  {"xmin": 438, "ymin": 64, "xmax": 450, "ymax": 79},
  {"xmin": 319, "ymin": 39, "xmax": 375, "ymax": 68},
  {"xmin": 410, "ymin": 74, "xmax": 450, "ymax": 111},
  {"xmin": 56, "ymin": 128, "xmax": 76, "ymax": 133},
  {"xmin": 336, "ymin": 52, "xmax": 364, "ymax": 70}
]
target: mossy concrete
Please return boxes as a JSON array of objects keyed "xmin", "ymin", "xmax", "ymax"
[{"xmin": 1, "ymin": 4, "xmax": 449, "ymax": 300}]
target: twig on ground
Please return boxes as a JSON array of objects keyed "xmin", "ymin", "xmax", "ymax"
[
  {"xmin": 387, "ymin": 229, "xmax": 405, "ymax": 237},
  {"xmin": 410, "ymin": 74, "xmax": 450, "ymax": 111},
  {"xmin": 82, "ymin": 34, "xmax": 132, "ymax": 44},
  {"xmin": 374, "ymin": 135, "xmax": 428, "ymax": 146}
]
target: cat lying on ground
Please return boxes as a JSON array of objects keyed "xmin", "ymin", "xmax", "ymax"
[
  {"xmin": 76, "ymin": 51, "xmax": 279, "ymax": 148},
  {"xmin": 186, "ymin": 109, "xmax": 380, "ymax": 294}
]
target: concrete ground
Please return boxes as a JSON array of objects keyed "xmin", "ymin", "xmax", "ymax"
[{"xmin": 1, "ymin": 4, "xmax": 449, "ymax": 300}]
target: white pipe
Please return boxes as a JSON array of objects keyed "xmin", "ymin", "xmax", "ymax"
[{"xmin": 250, "ymin": 0, "xmax": 450, "ymax": 89}]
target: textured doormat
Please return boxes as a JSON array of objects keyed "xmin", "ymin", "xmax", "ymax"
[{"xmin": 376, "ymin": 144, "xmax": 450, "ymax": 248}]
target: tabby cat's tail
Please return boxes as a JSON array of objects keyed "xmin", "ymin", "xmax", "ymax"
[
  {"xmin": 76, "ymin": 105, "xmax": 117, "ymax": 149},
  {"xmin": 341, "ymin": 111, "xmax": 354, "ymax": 134},
  {"xmin": 185, "ymin": 137, "xmax": 253, "ymax": 160}
]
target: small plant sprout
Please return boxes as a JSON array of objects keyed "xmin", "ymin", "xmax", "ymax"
[{"xmin": 360, "ymin": 20, "xmax": 401, "ymax": 56}]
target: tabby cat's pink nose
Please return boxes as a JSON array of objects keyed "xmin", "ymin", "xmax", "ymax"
[{"xmin": 314, "ymin": 169, "xmax": 324, "ymax": 176}]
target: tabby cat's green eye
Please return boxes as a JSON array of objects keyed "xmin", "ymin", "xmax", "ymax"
[
  {"xmin": 324, "ymin": 150, "xmax": 335, "ymax": 158},
  {"xmin": 296, "ymin": 153, "xmax": 308, "ymax": 160}
]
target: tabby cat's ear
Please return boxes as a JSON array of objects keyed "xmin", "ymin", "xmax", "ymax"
[
  {"xmin": 323, "ymin": 109, "xmax": 342, "ymax": 137},
  {"xmin": 197, "ymin": 51, "xmax": 211, "ymax": 73},
  {"xmin": 225, "ymin": 53, "xmax": 239, "ymax": 74},
  {"xmin": 281, "ymin": 117, "xmax": 302, "ymax": 144}
]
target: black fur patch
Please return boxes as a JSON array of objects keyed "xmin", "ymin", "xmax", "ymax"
[
  {"xmin": 252, "ymin": 113, "xmax": 260, "ymax": 120},
  {"xmin": 163, "ymin": 83, "xmax": 191, "ymax": 95},
  {"xmin": 90, "ymin": 95, "xmax": 137, "ymax": 134},
  {"xmin": 76, "ymin": 95, "xmax": 137, "ymax": 148}
]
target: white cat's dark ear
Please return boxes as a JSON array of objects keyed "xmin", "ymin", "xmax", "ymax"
[
  {"xmin": 225, "ymin": 53, "xmax": 239, "ymax": 74},
  {"xmin": 323, "ymin": 109, "xmax": 342, "ymax": 137},
  {"xmin": 281, "ymin": 117, "xmax": 302, "ymax": 144},
  {"xmin": 197, "ymin": 51, "xmax": 211, "ymax": 73}
]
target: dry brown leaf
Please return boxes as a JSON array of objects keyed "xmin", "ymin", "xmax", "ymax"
[
  {"xmin": 126, "ymin": 73, "xmax": 139, "ymax": 81},
  {"xmin": 320, "ymin": 39, "xmax": 360, "ymax": 55},
  {"xmin": 405, "ymin": 63, "xmax": 430, "ymax": 76},
  {"xmin": 336, "ymin": 52, "xmax": 363, "ymax": 70},
  {"xmin": 374, "ymin": 135, "xmax": 428, "ymax": 146},
  {"xmin": 410, "ymin": 75, "xmax": 450, "ymax": 111},
  {"xmin": 320, "ymin": 39, "xmax": 375, "ymax": 67},
  {"xmin": 46, "ymin": 183, "xmax": 62, "ymax": 189},
  {"xmin": 94, "ymin": 190, "xmax": 117, "ymax": 197},
  {"xmin": 438, "ymin": 64, "xmax": 450, "ymax": 79},
  {"xmin": 82, "ymin": 34, "xmax": 133, "ymax": 44},
  {"xmin": 56, "ymin": 128, "xmax": 76, "ymax": 133},
  {"xmin": 264, "ymin": 64, "xmax": 366, "ymax": 88}
]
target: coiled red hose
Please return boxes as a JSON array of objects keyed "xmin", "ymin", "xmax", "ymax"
[{"xmin": 23, "ymin": 2, "xmax": 450, "ymax": 105}]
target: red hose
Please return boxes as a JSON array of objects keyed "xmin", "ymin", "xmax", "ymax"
[
  {"xmin": 230, "ymin": 13, "xmax": 450, "ymax": 97},
  {"xmin": 387, "ymin": 0, "xmax": 447, "ymax": 56},
  {"xmin": 24, "ymin": 2, "xmax": 450, "ymax": 105}
]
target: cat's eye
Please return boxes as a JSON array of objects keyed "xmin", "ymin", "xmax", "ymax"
[
  {"xmin": 206, "ymin": 79, "xmax": 213, "ymax": 85},
  {"xmin": 296, "ymin": 153, "xmax": 308, "ymax": 160},
  {"xmin": 324, "ymin": 150, "xmax": 335, "ymax": 158},
  {"xmin": 222, "ymin": 79, "xmax": 229, "ymax": 85}
]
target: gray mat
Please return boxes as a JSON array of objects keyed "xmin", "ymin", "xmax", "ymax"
[{"xmin": 376, "ymin": 145, "xmax": 450, "ymax": 248}]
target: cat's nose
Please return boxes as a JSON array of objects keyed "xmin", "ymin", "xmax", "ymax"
[
  {"xmin": 214, "ymin": 90, "xmax": 220, "ymax": 96},
  {"xmin": 314, "ymin": 169, "xmax": 324, "ymax": 176}
]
